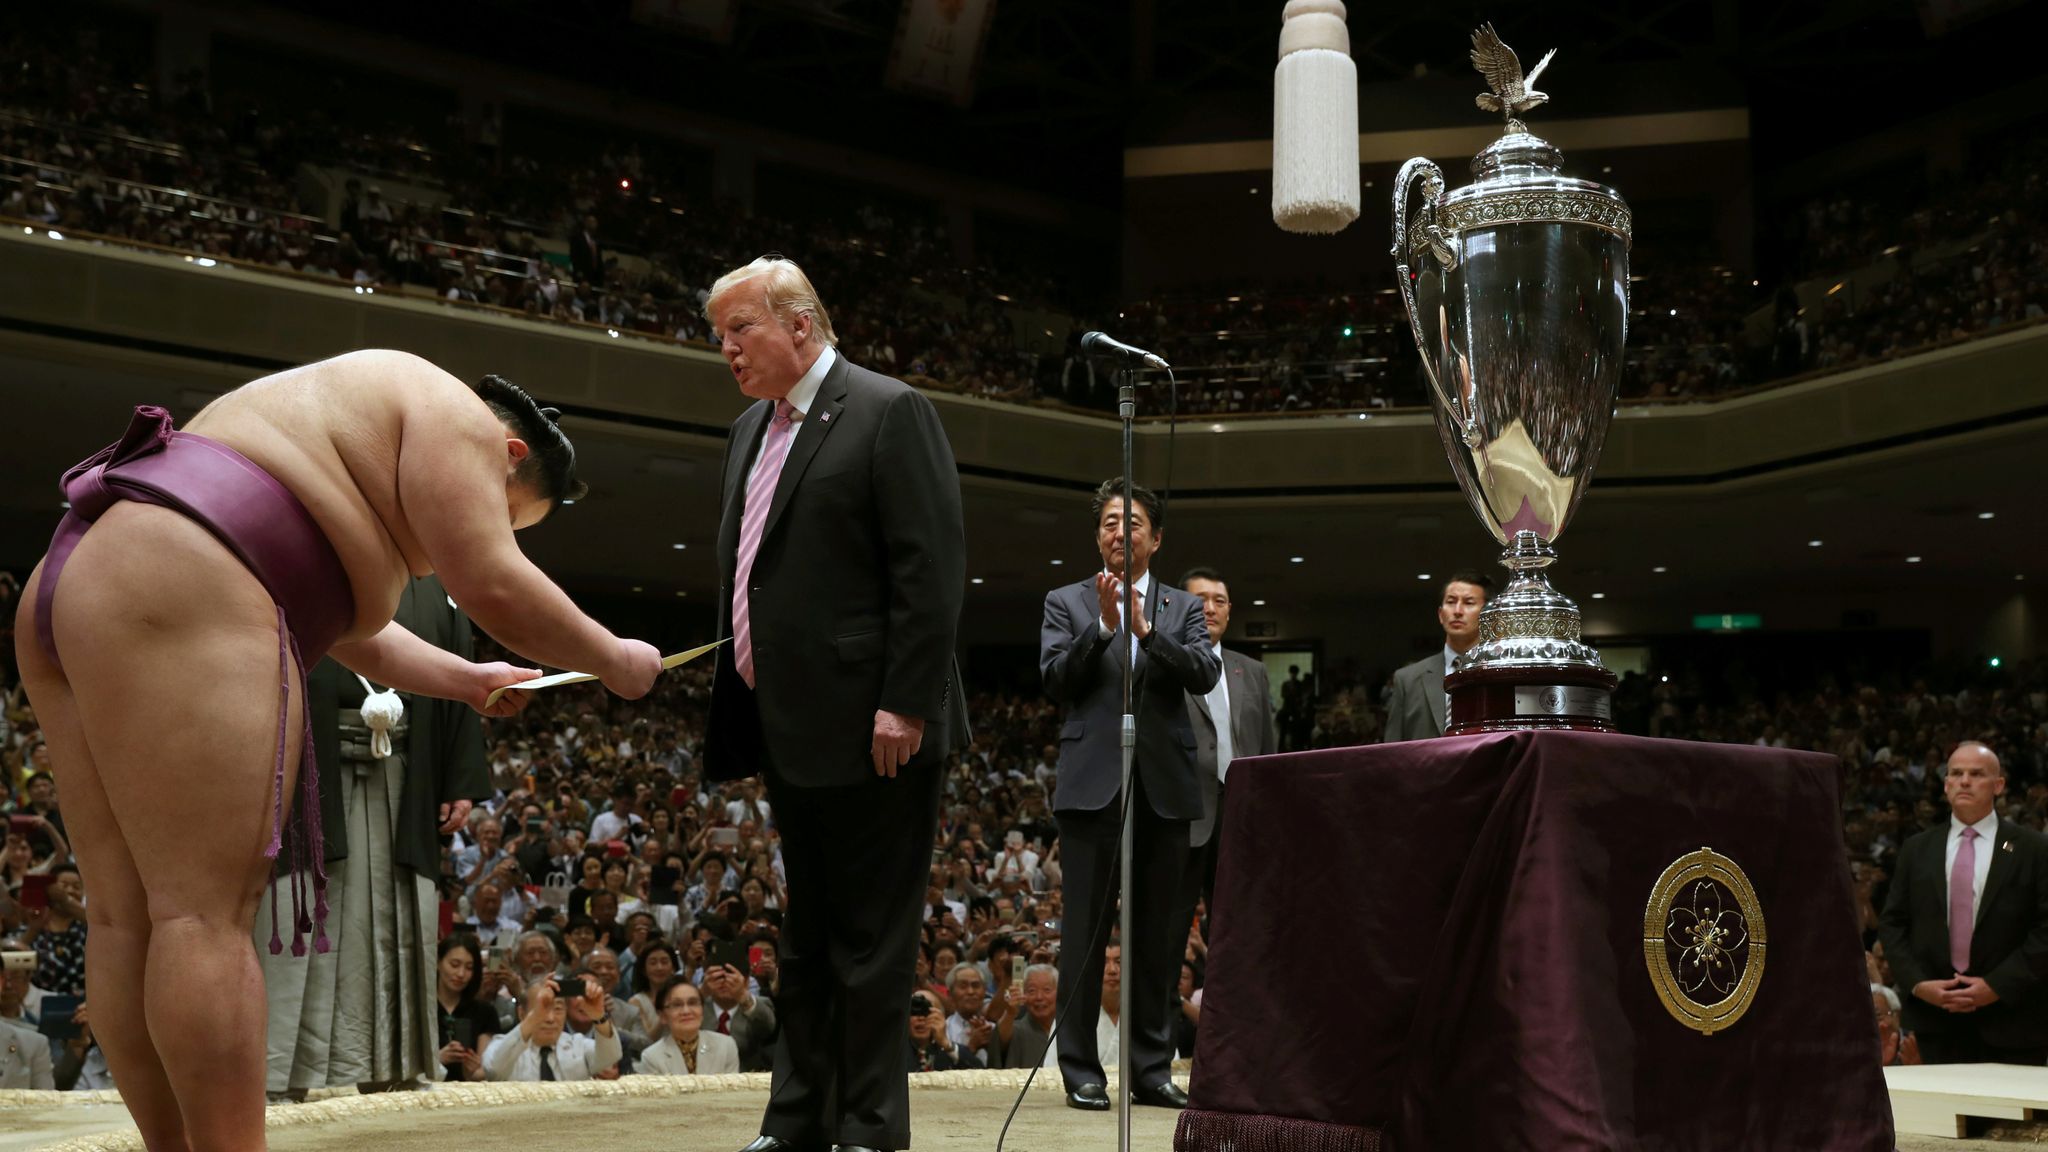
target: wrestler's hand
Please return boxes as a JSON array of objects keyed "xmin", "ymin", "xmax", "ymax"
[
  {"xmin": 604, "ymin": 639, "xmax": 663, "ymax": 700},
  {"xmin": 438, "ymin": 799, "xmax": 474, "ymax": 836},
  {"xmin": 470, "ymin": 663, "xmax": 544, "ymax": 717},
  {"xmin": 872, "ymin": 710, "xmax": 926, "ymax": 778}
]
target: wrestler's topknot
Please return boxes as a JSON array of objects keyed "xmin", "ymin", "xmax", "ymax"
[{"xmin": 476, "ymin": 374, "xmax": 589, "ymax": 507}]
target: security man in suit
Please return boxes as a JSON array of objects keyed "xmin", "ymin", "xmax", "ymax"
[
  {"xmin": 1177, "ymin": 567, "xmax": 1275, "ymax": 918},
  {"xmin": 702, "ymin": 257, "xmax": 967, "ymax": 1152},
  {"xmin": 1382, "ymin": 571, "xmax": 1491, "ymax": 742},
  {"xmin": 1880, "ymin": 741, "xmax": 2048, "ymax": 1065},
  {"xmin": 1040, "ymin": 480, "xmax": 1219, "ymax": 1112}
]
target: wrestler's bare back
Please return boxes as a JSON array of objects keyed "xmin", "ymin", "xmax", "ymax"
[{"xmin": 183, "ymin": 349, "xmax": 495, "ymax": 642}]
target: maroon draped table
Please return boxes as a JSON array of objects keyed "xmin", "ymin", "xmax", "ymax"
[{"xmin": 1175, "ymin": 731, "xmax": 1893, "ymax": 1152}]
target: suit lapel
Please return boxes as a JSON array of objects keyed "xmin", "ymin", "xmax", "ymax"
[
  {"xmin": 1977, "ymin": 824, "xmax": 2019, "ymax": 947},
  {"xmin": 762, "ymin": 355, "xmax": 849, "ymax": 542},
  {"xmin": 1425, "ymin": 652, "xmax": 1448, "ymax": 733}
]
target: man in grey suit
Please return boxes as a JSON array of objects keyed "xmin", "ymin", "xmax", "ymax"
[
  {"xmin": 1382, "ymin": 571, "xmax": 1491, "ymax": 742},
  {"xmin": 1177, "ymin": 567, "xmax": 1275, "ymax": 917},
  {"xmin": 701, "ymin": 257, "xmax": 967, "ymax": 1152},
  {"xmin": 1040, "ymin": 480, "xmax": 1219, "ymax": 1112}
]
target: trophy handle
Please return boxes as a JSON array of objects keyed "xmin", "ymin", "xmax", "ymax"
[{"xmin": 1391, "ymin": 158, "xmax": 1477, "ymax": 443}]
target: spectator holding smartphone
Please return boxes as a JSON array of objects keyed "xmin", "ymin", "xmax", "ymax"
[
  {"xmin": 907, "ymin": 993, "xmax": 959, "ymax": 1072},
  {"xmin": 481, "ymin": 975, "xmax": 619, "ymax": 1082},
  {"xmin": 998, "ymin": 965, "xmax": 1059, "ymax": 1070},
  {"xmin": 433, "ymin": 936, "xmax": 498, "ymax": 1083},
  {"xmin": 636, "ymin": 976, "xmax": 740, "ymax": 1075},
  {"xmin": 944, "ymin": 964, "xmax": 1003, "ymax": 1068},
  {"xmin": 702, "ymin": 962, "xmax": 776, "ymax": 1072}
]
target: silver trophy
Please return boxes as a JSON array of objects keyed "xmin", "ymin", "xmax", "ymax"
[{"xmin": 1391, "ymin": 24, "xmax": 1628, "ymax": 732}]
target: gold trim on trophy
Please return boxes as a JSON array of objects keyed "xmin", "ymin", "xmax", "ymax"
[{"xmin": 1642, "ymin": 847, "xmax": 1767, "ymax": 1036}]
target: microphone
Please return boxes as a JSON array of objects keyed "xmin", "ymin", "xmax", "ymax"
[{"xmin": 1079, "ymin": 331, "xmax": 1171, "ymax": 370}]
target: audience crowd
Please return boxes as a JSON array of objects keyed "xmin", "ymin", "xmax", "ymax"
[
  {"xmin": 5, "ymin": 534, "xmax": 2042, "ymax": 1087},
  {"xmin": 4, "ymin": 24, "xmax": 2044, "ymax": 424}
]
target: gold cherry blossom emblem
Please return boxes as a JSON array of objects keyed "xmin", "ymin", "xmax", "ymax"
[{"xmin": 1644, "ymin": 847, "xmax": 1766, "ymax": 1036}]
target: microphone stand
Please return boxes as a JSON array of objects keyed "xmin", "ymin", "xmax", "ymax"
[{"xmin": 1115, "ymin": 367, "xmax": 1136, "ymax": 1152}]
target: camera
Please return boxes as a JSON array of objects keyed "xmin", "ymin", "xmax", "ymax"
[
  {"xmin": 909, "ymin": 993, "xmax": 932, "ymax": 1017},
  {"xmin": 557, "ymin": 976, "xmax": 591, "ymax": 1001}
]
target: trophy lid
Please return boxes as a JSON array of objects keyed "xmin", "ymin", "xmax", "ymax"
[{"xmin": 1471, "ymin": 128, "xmax": 1563, "ymax": 181}]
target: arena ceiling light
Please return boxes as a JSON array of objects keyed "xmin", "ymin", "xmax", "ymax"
[
  {"xmin": 1591, "ymin": 593, "xmax": 1606, "ymax": 599},
  {"xmin": 1808, "ymin": 539, "xmax": 1823, "ymax": 547},
  {"xmin": 1253, "ymin": 599, "xmax": 1267, "ymax": 606},
  {"xmin": 1653, "ymin": 566, "xmax": 1668, "ymax": 573},
  {"xmin": 1290, "ymin": 556, "xmax": 1306, "ymax": 564},
  {"xmin": 971, "ymin": 578, "xmax": 986, "ymax": 585},
  {"xmin": 1979, "ymin": 511, "xmax": 1997, "ymax": 519},
  {"xmin": 672, "ymin": 543, "xmax": 687, "ymax": 550},
  {"xmin": 1415, "ymin": 572, "xmax": 1431, "ymax": 580},
  {"xmin": 1050, "ymin": 559, "xmax": 1064, "ymax": 566},
  {"xmin": 1906, "ymin": 556, "xmax": 1922, "ymax": 563}
]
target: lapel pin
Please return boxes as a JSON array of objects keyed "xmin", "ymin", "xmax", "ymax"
[
  {"xmin": 2004, "ymin": 840, "xmax": 2015, "ymax": 853},
  {"xmin": 820, "ymin": 412, "xmax": 831, "ymax": 423}
]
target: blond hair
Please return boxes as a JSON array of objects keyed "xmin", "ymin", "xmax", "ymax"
[{"xmin": 704, "ymin": 255, "xmax": 838, "ymax": 347}]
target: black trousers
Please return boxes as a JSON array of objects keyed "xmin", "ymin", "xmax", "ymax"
[
  {"xmin": 1917, "ymin": 1028, "xmax": 2048, "ymax": 1067},
  {"xmin": 1054, "ymin": 764, "xmax": 1191, "ymax": 1093},
  {"xmin": 759, "ymin": 763, "xmax": 942, "ymax": 1150}
]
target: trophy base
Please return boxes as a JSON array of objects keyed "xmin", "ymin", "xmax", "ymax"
[{"xmin": 1445, "ymin": 662, "xmax": 1617, "ymax": 735}]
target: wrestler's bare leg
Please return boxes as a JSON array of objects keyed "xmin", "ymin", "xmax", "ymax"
[
  {"xmin": 15, "ymin": 559, "xmax": 191, "ymax": 1152},
  {"xmin": 30, "ymin": 503, "xmax": 308, "ymax": 1152}
]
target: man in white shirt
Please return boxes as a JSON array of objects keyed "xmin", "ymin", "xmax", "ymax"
[
  {"xmin": 1880, "ymin": 742, "xmax": 2048, "ymax": 1065},
  {"xmin": 1177, "ymin": 567, "xmax": 1276, "ymax": 919},
  {"xmin": 481, "ymin": 977, "xmax": 620, "ymax": 1082},
  {"xmin": 724, "ymin": 780, "xmax": 771, "ymax": 828},
  {"xmin": 589, "ymin": 782, "xmax": 644, "ymax": 845}
]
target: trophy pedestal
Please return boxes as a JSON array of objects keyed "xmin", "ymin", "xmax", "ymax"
[{"xmin": 1446, "ymin": 662, "xmax": 1616, "ymax": 734}]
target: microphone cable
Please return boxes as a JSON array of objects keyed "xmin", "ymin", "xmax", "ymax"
[{"xmin": 994, "ymin": 366, "xmax": 1180, "ymax": 1151}]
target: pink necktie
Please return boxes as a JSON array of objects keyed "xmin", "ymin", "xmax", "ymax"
[
  {"xmin": 732, "ymin": 400, "xmax": 798, "ymax": 689},
  {"xmin": 1950, "ymin": 826, "xmax": 1980, "ymax": 972}
]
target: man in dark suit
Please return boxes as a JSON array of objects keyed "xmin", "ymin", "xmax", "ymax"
[
  {"xmin": 1880, "ymin": 741, "xmax": 2048, "ymax": 1064},
  {"xmin": 1381, "ymin": 571, "xmax": 1490, "ymax": 742},
  {"xmin": 1039, "ymin": 480, "xmax": 1219, "ymax": 1112},
  {"xmin": 1176, "ymin": 567, "xmax": 1275, "ymax": 919},
  {"xmin": 569, "ymin": 215, "xmax": 606, "ymax": 288},
  {"xmin": 701, "ymin": 257, "xmax": 967, "ymax": 1152}
]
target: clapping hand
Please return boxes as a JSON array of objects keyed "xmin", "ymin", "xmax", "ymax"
[{"xmin": 1094, "ymin": 571, "xmax": 1149, "ymax": 639}]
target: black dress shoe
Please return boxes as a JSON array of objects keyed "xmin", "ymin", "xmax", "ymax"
[
  {"xmin": 1133, "ymin": 1082, "xmax": 1189, "ymax": 1109},
  {"xmin": 738, "ymin": 1138, "xmax": 809, "ymax": 1152},
  {"xmin": 1065, "ymin": 1082, "xmax": 1111, "ymax": 1111},
  {"xmin": 831, "ymin": 1146, "xmax": 886, "ymax": 1152}
]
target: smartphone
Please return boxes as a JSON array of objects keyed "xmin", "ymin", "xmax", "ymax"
[
  {"xmin": 449, "ymin": 1018, "xmax": 476, "ymax": 1049},
  {"xmin": 19, "ymin": 873, "xmax": 51, "ymax": 911},
  {"xmin": 710, "ymin": 827, "xmax": 740, "ymax": 849},
  {"xmin": 7, "ymin": 814, "xmax": 34, "ymax": 838},
  {"xmin": 748, "ymin": 942, "xmax": 771, "ymax": 971},
  {"xmin": 651, "ymin": 867, "xmax": 681, "ymax": 902},
  {"xmin": 524, "ymin": 818, "xmax": 545, "ymax": 837},
  {"xmin": 707, "ymin": 938, "xmax": 749, "ymax": 973},
  {"xmin": 1010, "ymin": 956, "xmax": 1026, "ymax": 986},
  {"xmin": 38, "ymin": 995, "xmax": 80, "ymax": 1041}
]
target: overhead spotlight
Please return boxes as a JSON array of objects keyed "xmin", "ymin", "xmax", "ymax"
[
  {"xmin": 971, "ymin": 578, "xmax": 986, "ymax": 585},
  {"xmin": 672, "ymin": 543, "xmax": 687, "ymax": 550},
  {"xmin": 1906, "ymin": 556, "xmax": 1921, "ymax": 563},
  {"xmin": 1591, "ymin": 592, "xmax": 1606, "ymax": 599},
  {"xmin": 1253, "ymin": 599, "xmax": 1267, "ymax": 606},
  {"xmin": 1653, "ymin": 566, "xmax": 1668, "ymax": 573},
  {"xmin": 1808, "ymin": 540, "xmax": 1823, "ymax": 548},
  {"xmin": 1416, "ymin": 573, "xmax": 1431, "ymax": 580},
  {"xmin": 1050, "ymin": 559, "xmax": 1064, "ymax": 566},
  {"xmin": 1979, "ymin": 511, "xmax": 1997, "ymax": 520},
  {"xmin": 1290, "ymin": 556, "xmax": 1306, "ymax": 564}
]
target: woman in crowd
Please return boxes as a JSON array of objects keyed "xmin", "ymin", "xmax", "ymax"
[
  {"xmin": 634, "ymin": 974, "xmax": 739, "ymax": 1075},
  {"xmin": 625, "ymin": 941, "xmax": 681, "ymax": 1047},
  {"xmin": 565, "ymin": 851, "xmax": 605, "ymax": 919},
  {"xmin": 434, "ymin": 935, "xmax": 498, "ymax": 1083}
]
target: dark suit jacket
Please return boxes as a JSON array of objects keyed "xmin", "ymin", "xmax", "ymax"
[
  {"xmin": 1039, "ymin": 577, "xmax": 1220, "ymax": 820},
  {"xmin": 1186, "ymin": 647, "xmax": 1276, "ymax": 848},
  {"xmin": 1381, "ymin": 650, "xmax": 1446, "ymax": 742},
  {"xmin": 305, "ymin": 575, "xmax": 490, "ymax": 875},
  {"xmin": 1879, "ymin": 818, "xmax": 2048, "ymax": 1048},
  {"xmin": 569, "ymin": 230, "xmax": 605, "ymax": 286},
  {"xmin": 703, "ymin": 354, "xmax": 968, "ymax": 788}
]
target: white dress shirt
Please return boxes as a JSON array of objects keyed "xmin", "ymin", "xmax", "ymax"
[
  {"xmin": 1442, "ymin": 642, "xmax": 1469, "ymax": 731},
  {"xmin": 1204, "ymin": 642, "xmax": 1234, "ymax": 781},
  {"xmin": 482, "ymin": 1025, "xmax": 622, "ymax": 1082},
  {"xmin": 746, "ymin": 344, "xmax": 836, "ymax": 473},
  {"xmin": 1098, "ymin": 570, "xmax": 1153, "ymax": 668},
  {"xmin": 1945, "ymin": 811, "xmax": 1998, "ymax": 928},
  {"xmin": 946, "ymin": 1011, "xmax": 993, "ymax": 1067}
]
